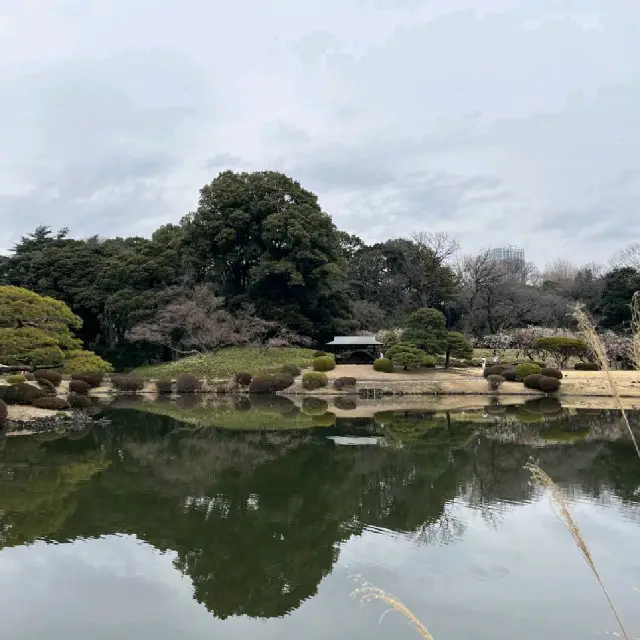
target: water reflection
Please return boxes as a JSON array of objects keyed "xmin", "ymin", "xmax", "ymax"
[{"xmin": 0, "ymin": 400, "xmax": 639, "ymax": 637}]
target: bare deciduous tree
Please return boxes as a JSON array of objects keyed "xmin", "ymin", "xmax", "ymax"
[
  {"xmin": 410, "ymin": 231, "xmax": 461, "ymax": 264},
  {"xmin": 610, "ymin": 243, "xmax": 640, "ymax": 271},
  {"xmin": 127, "ymin": 285, "xmax": 308, "ymax": 356}
]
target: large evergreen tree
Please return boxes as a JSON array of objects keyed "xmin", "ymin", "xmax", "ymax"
[{"xmin": 182, "ymin": 170, "xmax": 354, "ymax": 340}]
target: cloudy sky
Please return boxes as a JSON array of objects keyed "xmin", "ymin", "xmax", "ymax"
[{"xmin": 0, "ymin": 0, "xmax": 638, "ymax": 264}]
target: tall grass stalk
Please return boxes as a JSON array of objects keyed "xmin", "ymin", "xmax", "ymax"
[
  {"xmin": 631, "ymin": 292, "xmax": 640, "ymax": 370},
  {"xmin": 525, "ymin": 463, "xmax": 630, "ymax": 640},
  {"xmin": 352, "ymin": 577, "xmax": 434, "ymax": 639},
  {"xmin": 573, "ymin": 304, "xmax": 640, "ymax": 460}
]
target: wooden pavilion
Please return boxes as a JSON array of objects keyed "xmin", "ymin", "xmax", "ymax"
[{"xmin": 325, "ymin": 335, "xmax": 383, "ymax": 364}]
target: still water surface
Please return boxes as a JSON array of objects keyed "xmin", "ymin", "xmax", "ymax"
[{"xmin": 0, "ymin": 399, "xmax": 639, "ymax": 639}]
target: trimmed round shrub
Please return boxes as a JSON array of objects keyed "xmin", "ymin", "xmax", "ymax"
[
  {"xmin": 373, "ymin": 358, "xmax": 393, "ymax": 373},
  {"xmin": 313, "ymin": 351, "xmax": 328, "ymax": 358},
  {"xmin": 539, "ymin": 376, "xmax": 561, "ymax": 393},
  {"xmin": 313, "ymin": 412, "xmax": 336, "ymax": 427},
  {"xmin": 176, "ymin": 373, "xmax": 201, "ymax": 394},
  {"xmin": 487, "ymin": 374, "xmax": 506, "ymax": 391},
  {"xmin": 0, "ymin": 383, "xmax": 44, "ymax": 405},
  {"xmin": 6, "ymin": 374, "xmax": 27, "ymax": 385},
  {"xmin": 235, "ymin": 372, "xmax": 252, "ymax": 386},
  {"xmin": 313, "ymin": 355, "xmax": 335, "ymax": 372},
  {"xmin": 248, "ymin": 375, "xmax": 275, "ymax": 394},
  {"xmin": 278, "ymin": 363, "xmax": 302, "ymax": 377},
  {"xmin": 155, "ymin": 379, "xmax": 173, "ymax": 395},
  {"xmin": 69, "ymin": 380, "xmax": 91, "ymax": 395},
  {"xmin": 541, "ymin": 367, "xmax": 563, "ymax": 380},
  {"xmin": 302, "ymin": 372, "xmax": 328, "ymax": 390},
  {"xmin": 523, "ymin": 374, "xmax": 543, "ymax": 390},
  {"xmin": 111, "ymin": 375, "xmax": 145, "ymax": 393},
  {"xmin": 302, "ymin": 397, "xmax": 329, "ymax": 415},
  {"xmin": 71, "ymin": 373, "xmax": 104, "ymax": 388},
  {"xmin": 334, "ymin": 377, "xmax": 357, "ymax": 390},
  {"xmin": 334, "ymin": 396, "xmax": 357, "ymax": 411},
  {"xmin": 32, "ymin": 396, "xmax": 70, "ymax": 410},
  {"xmin": 272, "ymin": 373, "xmax": 295, "ymax": 392},
  {"xmin": 502, "ymin": 368, "xmax": 517, "ymax": 382},
  {"xmin": 515, "ymin": 363, "xmax": 542, "ymax": 380},
  {"xmin": 68, "ymin": 392, "xmax": 93, "ymax": 409},
  {"xmin": 24, "ymin": 372, "xmax": 35, "ymax": 381},
  {"xmin": 36, "ymin": 378, "xmax": 57, "ymax": 395},
  {"xmin": 575, "ymin": 362, "xmax": 600, "ymax": 371},
  {"xmin": 34, "ymin": 369, "xmax": 63, "ymax": 387},
  {"xmin": 483, "ymin": 365, "xmax": 505, "ymax": 378},
  {"xmin": 0, "ymin": 399, "xmax": 7, "ymax": 427}
]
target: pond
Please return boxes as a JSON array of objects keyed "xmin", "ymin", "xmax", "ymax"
[{"xmin": 0, "ymin": 399, "xmax": 639, "ymax": 639}]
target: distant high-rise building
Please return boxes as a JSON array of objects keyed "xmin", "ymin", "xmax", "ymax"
[
  {"xmin": 490, "ymin": 245, "xmax": 526, "ymax": 282},
  {"xmin": 490, "ymin": 245, "xmax": 525, "ymax": 263}
]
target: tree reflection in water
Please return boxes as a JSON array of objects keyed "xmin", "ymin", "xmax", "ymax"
[{"xmin": 0, "ymin": 403, "xmax": 637, "ymax": 620}]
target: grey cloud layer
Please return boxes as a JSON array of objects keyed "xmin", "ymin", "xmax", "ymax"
[{"xmin": 0, "ymin": 0, "xmax": 638, "ymax": 263}]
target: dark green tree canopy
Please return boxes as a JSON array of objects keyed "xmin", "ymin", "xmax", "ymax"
[
  {"xmin": 403, "ymin": 308, "xmax": 449, "ymax": 355},
  {"xmin": 596, "ymin": 267, "xmax": 640, "ymax": 329},
  {"xmin": 182, "ymin": 170, "xmax": 354, "ymax": 340}
]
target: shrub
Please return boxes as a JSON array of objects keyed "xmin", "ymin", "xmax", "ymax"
[
  {"xmin": 313, "ymin": 412, "xmax": 336, "ymax": 427},
  {"xmin": 278, "ymin": 363, "xmax": 302, "ymax": 377},
  {"xmin": 0, "ymin": 383, "xmax": 44, "ymax": 405},
  {"xmin": 302, "ymin": 372, "xmax": 328, "ymax": 390},
  {"xmin": 541, "ymin": 367, "xmax": 563, "ymax": 380},
  {"xmin": 313, "ymin": 355, "xmax": 335, "ymax": 372},
  {"xmin": 387, "ymin": 342, "xmax": 429, "ymax": 369},
  {"xmin": 176, "ymin": 373, "xmax": 201, "ymax": 394},
  {"xmin": 34, "ymin": 369, "xmax": 62, "ymax": 387},
  {"xmin": 502, "ymin": 368, "xmax": 518, "ymax": 382},
  {"xmin": 334, "ymin": 396, "xmax": 357, "ymax": 411},
  {"xmin": 0, "ymin": 399, "xmax": 6, "ymax": 427},
  {"xmin": 272, "ymin": 373, "xmax": 295, "ymax": 392},
  {"xmin": 111, "ymin": 375, "xmax": 145, "ymax": 393},
  {"xmin": 313, "ymin": 350, "xmax": 328, "ymax": 358},
  {"xmin": 248, "ymin": 375, "xmax": 275, "ymax": 394},
  {"xmin": 575, "ymin": 362, "xmax": 600, "ymax": 371},
  {"xmin": 155, "ymin": 379, "xmax": 173, "ymax": 395},
  {"xmin": 523, "ymin": 374, "xmax": 543, "ymax": 390},
  {"xmin": 62, "ymin": 350, "xmax": 113, "ymax": 375},
  {"xmin": 68, "ymin": 392, "xmax": 93, "ymax": 409},
  {"xmin": 534, "ymin": 336, "xmax": 589, "ymax": 367},
  {"xmin": 235, "ymin": 372, "xmax": 253, "ymax": 386},
  {"xmin": 25, "ymin": 372, "xmax": 35, "ymax": 381},
  {"xmin": 71, "ymin": 373, "xmax": 104, "ymax": 388},
  {"xmin": 334, "ymin": 377, "xmax": 357, "ymax": 390},
  {"xmin": 36, "ymin": 378, "xmax": 57, "ymax": 395},
  {"xmin": 32, "ymin": 396, "xmax": 70, "ymax": 410},
  {"xmin": 539, "ymin": 376, "xmax": 561, "ymax": 393},
  {"xmin": 69, "ymin": 380, "xmax": 91, "ymax": 395},
  {"xmin": 302, "ymin": 397, "xmax": 329, "ymax": 415},
  {"xmin": 373, "ymin": 358, "xmax": 394, "ymax": 373},
  {"xmin": 6, "ymin": 374, "xmax": 27, "ymax": 384},
  {"xmin": 483, "ymin": 365, "xmax": 505, "ymax": 378},
  {"xmin": 515, "ymin": 363, "xmax": 542, "ymax": 380},
  {"xmin": 487, "ymin": 374, "xmax": 506, "ymax": 391}
]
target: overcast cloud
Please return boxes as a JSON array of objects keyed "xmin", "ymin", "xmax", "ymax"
[{"xmin": 0, "ymin": 0, "xmax": 638, "ymax": 264}]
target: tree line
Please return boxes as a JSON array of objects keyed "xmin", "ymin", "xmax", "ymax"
[{"xmin": 1, "ymin": 169, "xmax": 638, "ymax": 368}]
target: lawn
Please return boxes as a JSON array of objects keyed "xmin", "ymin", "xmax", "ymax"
[{"xmin": 132, "ymin": 346, "xmax": 316, "ymax": 380}]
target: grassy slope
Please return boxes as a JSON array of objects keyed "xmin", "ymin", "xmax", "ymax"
[{"xmin": 132, "ymin": 347, "xmax": 315, "ymax": 380}]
